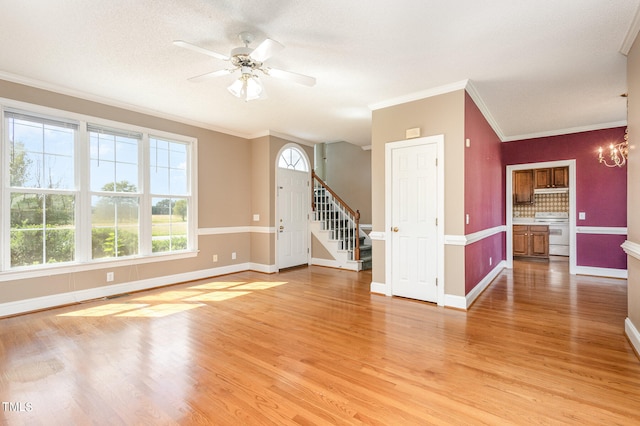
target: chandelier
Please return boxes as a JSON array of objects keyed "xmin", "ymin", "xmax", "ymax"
[{"xmin": 598, "ymin": 129, "xmax": 628, "ymax": 167}]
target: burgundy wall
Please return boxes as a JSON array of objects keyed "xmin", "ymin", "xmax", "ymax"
[
  {"xmin": 502, "ymin": 127, "xmax": 627, "ymax": 270},
  {"xmin": 464, "ymin": 92, "xmax": 505, "ymax": 294}
]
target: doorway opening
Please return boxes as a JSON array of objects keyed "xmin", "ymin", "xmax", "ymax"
[
  {"xmin": 276, "ymin": 144, "xmax": 311, "ymax": 270},
  {"xmin": 506, "ymin": 160, "xmax": 576, "ymax": 274}
]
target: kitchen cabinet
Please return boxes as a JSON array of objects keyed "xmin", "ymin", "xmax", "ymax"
[
  {"xmin": 534, "ymin": 167, "xmax": 568, "ymax": 189},
  {"xmin": 513, "ymin": 225, "xmax": 549, "ymax": 258},
  {"xmin": 513, "ymin": 170, "xmax": 534, "ymax": 204}
]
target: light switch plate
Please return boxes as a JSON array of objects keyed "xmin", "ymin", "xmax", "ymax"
[{"xmin": 579, "ymin": 212, "xmax": 586, "ymax": 220}]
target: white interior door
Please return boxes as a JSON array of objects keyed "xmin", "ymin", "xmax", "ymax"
[
  {"xmin": 277, "ymin": 168, "xmax": 309, "ymax": 269},
  {"xmin": 390, "ymin": 142, "xmax": 438, "ymax": 302}
]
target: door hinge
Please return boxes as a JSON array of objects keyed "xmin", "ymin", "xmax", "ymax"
[
  {"xmin": 435, "ymin": 217, "xmax": 438, "ymax": 226},
  {"xmin": 435, "ymin": 158, "xmax": 438, "ymax": 166},
  {"xmin": 436, "ymin": 278, "xmax": 438, "ymax": 286}
]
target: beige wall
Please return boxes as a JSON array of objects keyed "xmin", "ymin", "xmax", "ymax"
[
  {"xmin": 0, "ymin": 79, "xmax": 264, "ymax": 306},
  {"xmin": 324, "ymin": 141, "xmax": 372, "ymax": 224},
  {"xmin": 627, "ymin": 34, "xmax": 640, "ymax": 328},
  {"xmin": 370, "ymin": 90, "xmax": 465, "ymax": 295}
]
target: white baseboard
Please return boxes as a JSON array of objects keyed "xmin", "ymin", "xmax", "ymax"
[
  {"xmin": 465, "ymin": 261, "xmax": 506, "ymax": 308},
  {"xmin": 575, "ymin": 266, "xmax": 628, "ymax": 279},
  {"xmin": 444, "ymin": 294, "xmax": 467, "ymax": 310},
  {"xmin": 625, "ymin": 318, "xmax": 640, "ymax": 358},
  {"xmin": 370, "ymin": 281, "xmax": 389, "ymax": 295},
  {"xmin": 0, "ymin": 263, "xmax": 256, "ymax": 317},
  {"xmin": 310, "ymin": 258, "xmax": 359, "ymax": 271},
  {"xmin": 443, "ymin": 261, "xmax": 506, "ymax": 310},
  {"xmin": 249, "ymin": 263, "xmax": 278, "ymax": 273}
]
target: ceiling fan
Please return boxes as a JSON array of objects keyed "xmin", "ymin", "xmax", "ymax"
[{"xmin": 173, "ymin": 31, "xmax": 316, "ymax": 101}]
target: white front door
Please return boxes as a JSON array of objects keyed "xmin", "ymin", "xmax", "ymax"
[
  {"xmin": 277, "ymin": 167, "xmax": 309, "ymax": 269},
  {"xmin": 390, "ymin": 141, "xmax": 439, "ymax": 303}
]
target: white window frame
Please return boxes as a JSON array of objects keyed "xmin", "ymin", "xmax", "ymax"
[{"xmin": 0, "ymin": 98, "xmax": 198, "ymax": 281}]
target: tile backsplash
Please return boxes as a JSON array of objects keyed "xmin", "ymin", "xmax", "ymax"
[{"xmin": 513, "ymin": 192, "xmax": 569, "ymax": 218}]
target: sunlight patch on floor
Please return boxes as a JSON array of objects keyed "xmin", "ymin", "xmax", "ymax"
[
  {"xmin": 59, "ymin": 303, "xmax": 149, "ymax": 317},
  {"xmin": 185, "ymin": 291, "xmax": 251, "ymax": 302},
  {"xmin": 133, "ymin": 290, "xmax": 204, "ymax": 301},
  {"xmin": 116, "ymin": 303, "xmax": 204, "ymax": 317},
  {"xmin": 189, "ymin": 281, "xmax": 246, "ymax": 290},
  {"xmin": 56, "ymin": 280, "xmax": 290, "ymax": 318},
  {"xmin": 232, "ymin": 282, "xmax": 288, "ymax": 290}
]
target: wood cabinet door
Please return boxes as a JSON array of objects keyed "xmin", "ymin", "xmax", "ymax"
[
  {"xmin": 530, "ymin": 228, "xmax": 549, "ymax": 257},
  {"xmin": 534, "ymin": 168, "xmax": 551, "ymax": 189},
  {"xmin": 513, "ymin": 170, "xmax": 534, "ymax": 204},
  {"xmin": 513, "ymin": 226, "xmax": 529, "ymax": 256},
  {"xmin": 552, "ymin": 167, "xmax": 568, "ymax": 188}
]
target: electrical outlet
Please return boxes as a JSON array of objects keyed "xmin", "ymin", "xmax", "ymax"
[
  {"xmin": 489, "ymin": 257, "xmax": 493, "ymax": 266},
  {"xmin": 466, "ymin": 214, "xmax": 470, "ymax": 225},
  {"xmin": 213, "ymin": 254, "xmax": 218, "ymax": 262},
  {"xmin": 232, "ymin": 252, "xmax": 237, "ymax": 260},
  {"xmin": 106, "ymin": 272, "xmax": 114, "ymax": 282}
]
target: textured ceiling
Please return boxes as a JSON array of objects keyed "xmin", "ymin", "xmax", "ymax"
[{"xmin": 0, "ymin": 0, "xmax": 638, "ymax": 146}]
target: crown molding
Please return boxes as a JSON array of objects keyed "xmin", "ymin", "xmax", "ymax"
[
  {"xmin": 0, "ymin": 71, "xmax": 255, "ymax": 139},
  {"xmin": 502, "ymin": 120, "xmax": 628, "ymax": 142},
  {"xmin": 368, "ymin": 79, "xmax": 469, "ymax": 111},
  {"xmin": 465, "ymin": 80, "xmax": 506, "ymax": 141},
  {"xmin": 248, "ymin": 130, "xmax": 316, "ymax": 146},
  {"xmin": 620, "ymin": 3, "xmax": 640, "ymax": 55}
]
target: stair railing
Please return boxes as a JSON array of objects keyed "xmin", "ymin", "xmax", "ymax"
[{"xmin": 311, "ymin": 171, "xmax": 360, "ymax": 261}]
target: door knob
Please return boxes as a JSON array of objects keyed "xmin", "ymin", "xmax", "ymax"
[
  {"xmin": 392, "ymin": 226, "xmax": 399, "ymax": 232},
  {"xmin": 279, "ymin": 225, "xmax": 284, "ymax": 230}
]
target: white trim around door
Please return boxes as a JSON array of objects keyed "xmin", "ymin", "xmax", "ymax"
[{"xmin": 384, "ymin": 135, "xmax": 445, "ymax": 305}]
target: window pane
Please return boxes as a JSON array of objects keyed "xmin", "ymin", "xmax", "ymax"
[
  {"xmin": 278, "ymin": 147, "xmax": 308, "ymax": 171},
  {"xmin": 11, "ymin": 229, "xmax": 43, "ymax": 267},
  {"xmin": 44, "ymin": 153, "xmax": 74, "ymax": 189},
  {"xmin": 92, "ymin": 195, "xmax": 139, "ymax": 259},
  {"xmin": 8, "ymin": 116, "xmax": 74, "ymax": 190},
  {"xmin": 116, "ymin": 139, "xmax": 138, "ymax": 163},
  {"xmin": 11, "ymin": 193, "xmax": 43, "ymax": 227},
  {"xmin": 46, "ymin": 194, "xmax": 75, "ymax": 227},
  {"xmin": 46, "ymin": 229, "xmax": 74, "ymax": 263},
  {"xmin": 90, "ymin": 159, "xmax": 114, "ymax": 192},
  {"xmin": 90, "ymin": 131, "xmax": 139, "ymax": 193},
  {"xmin": 150, "ymin": 167, "xmax": 169, "ymax": 194},
  {"xmin": 151, "ymin": 197, "xmax": 187, "ymax": 253},
  {"xmin": 170, "ymin": 169, "xmax": 187, "ymax": 194},
  {"xmin": 10, "ymin": 193, "xmax": 75, "ymax": 267},
  {"xmin": 115, "ymin": 163, "xmax": 138, "ymax": 190},
  {"xmin": 150, "ymin": 138, "xmax": 188, "ymax": 195}
]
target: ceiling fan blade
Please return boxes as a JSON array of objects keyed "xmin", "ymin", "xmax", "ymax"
[
  {"xmin": 173, "ymin": 40, "xmax": 229, "ymax": 61},
  {"xmin": 267, "ymin": 68, "xmax": 316, "ymax": 87},
  {"xmin": 251, "ymin": 38, "xmax": 284, "ymax": 62},
  {"xmin": 188, "ymin": 68, "xmax": 234, "ymax": 82}
]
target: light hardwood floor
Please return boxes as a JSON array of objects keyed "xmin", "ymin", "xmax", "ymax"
[{"xmin": 1, "ymin": 259, "xmax": 640, "ymax": 425}]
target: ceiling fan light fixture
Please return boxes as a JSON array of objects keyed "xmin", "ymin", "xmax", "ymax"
[{"xmin": 227, "ymin": 68, "xmax": 264, "ymax": 101}]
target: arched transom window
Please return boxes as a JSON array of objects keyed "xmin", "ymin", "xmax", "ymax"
[{"xmin": 278, "ymin": 146, "xmax": 308, "ymax": 171}]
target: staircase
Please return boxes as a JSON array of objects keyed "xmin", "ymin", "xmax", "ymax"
[{"xmin": 311, "ymin": 171, "xmax": 371, "ymax": 271}]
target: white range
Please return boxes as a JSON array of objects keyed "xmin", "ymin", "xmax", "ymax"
[{"xmin": 534, "ymin": 212, "xmax": 569, "ymax": 256}]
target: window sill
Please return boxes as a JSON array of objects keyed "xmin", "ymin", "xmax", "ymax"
[{"xmin": 0, "ymin": 250, "xmax": 199, "ymax": 282}]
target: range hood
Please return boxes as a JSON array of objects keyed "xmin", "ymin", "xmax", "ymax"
[{"xmin": 534, "ymin": 187, "xmax": 569, "ymax": 194}]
